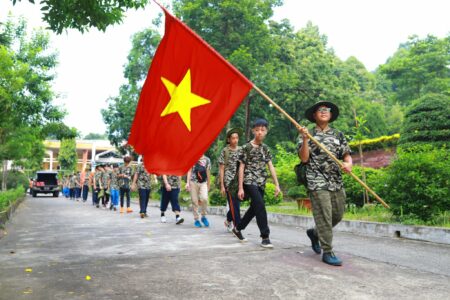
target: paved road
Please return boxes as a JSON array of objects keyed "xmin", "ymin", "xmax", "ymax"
[{"xmin": 0, "ymin": 195, "xmax": 449, "ymax": 299}]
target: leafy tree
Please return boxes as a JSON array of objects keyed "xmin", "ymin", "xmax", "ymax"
[
  {"xmin": 11, "ymin": 0, "xmax": 149, "ymax": 34},
  {"xmin": 399, "ymin": 93, "xmax": 450, "ymax": 149},
  {"xmin": 379, "ymin": 34, "xmax": 450, "ymax": 105},
  {"xmin": 58, "ymin": 138, "xmax": 77, "ymax": 173},
  {"xmin": 84, "ymin": 133, "xmax": 107, "ymax": 140}
]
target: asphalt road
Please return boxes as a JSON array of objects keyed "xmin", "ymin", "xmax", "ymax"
[{"xmin": 0, "ymin": 195, "xmax": 449, "ymax": 299}]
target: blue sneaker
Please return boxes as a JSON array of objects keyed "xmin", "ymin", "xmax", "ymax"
[
  {"xmin": 201, "ymin": 216, "xmax": 210, "ymax": 227},
  {"xmin": 194, "ymin": 220, "xmax": 202, "ymax": 228},
  {"xmin": 322, "ymin": 252, "xmax": 342, "ymax": 266}
]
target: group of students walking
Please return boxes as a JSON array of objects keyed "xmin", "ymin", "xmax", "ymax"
[{"xmin": 62, "ymin": 101, "xmax": 352, "ymax": 267}]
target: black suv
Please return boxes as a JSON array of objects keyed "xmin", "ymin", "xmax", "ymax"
[{"xmin": 31, "ymin": 171, "xmax": 60, "ymax": 197}]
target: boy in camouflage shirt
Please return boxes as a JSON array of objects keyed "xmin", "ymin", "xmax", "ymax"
[
  {"xmin": 160, "ymin": 175, "xmax": 184, "ymax": 224},
  {"xmin": 93, "ymin": 165, "xmax": 104, "ymax": 208},
  {"xmin": 109, "ymin": 165, "xmax": 120, "ymax": 211},
  {"xmin": 218, "ymin": 128, "xmax": 243, "ymax": 234},
  {"xmin": 186, "ymin": 155, "xmax": 211, "ymax": 228},
  {"xmin": 132, "ymin": 158, "xmax": 152, "ymax": 218},
  {"xmin": 235, "ymin": 119, "xmax": 281, "ymax": 247},
  {"xmin": 298, "ymin": 101, "xmax": 352, "ymax": 266},
  {"xmin": 118, "ymin": 156, "xmax": 133, "ymax": 213}
]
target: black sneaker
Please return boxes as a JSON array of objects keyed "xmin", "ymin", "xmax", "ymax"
[
  {"xmin": 261, "ymin": 238, "xmax": 274, "ymax": 248},
  {"xmin": 307, "ymin": 229, "xmax": 321, "ymax": 254},
  {"xmin": 232, "ymin": 228, "xmax": 247, "ymax": 242}
]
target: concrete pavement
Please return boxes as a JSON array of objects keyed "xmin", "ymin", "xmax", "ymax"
[{"xmin": 0, "ymin": 195, "xmax": 449, "ymax": 299}]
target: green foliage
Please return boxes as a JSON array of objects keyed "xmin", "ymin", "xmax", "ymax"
[
  {"xmin": 342, "ymin": 166, "xmax": 385, "ymax": 207},
  {"xmin": 209, "ymin": 189, "xmax": 226, "ymax": 206},
  {"xmin": 399, "ymin": 94, "xmax": 450, "ymax": 149},
  {"xmin": 83, "ymin": 133, "xmax": 107, "ymax": 140},
  {"xmin": 264, "ymin": 182, "xmax": 283, "ymax": 205},
  {"xmin": 382, "ymin": 145, "xmax": 449, "ymax": 221},
  {"xmin": 379, "ymin": 34, "xmax": 450, "ymax": 104},
  {"xmin": 286, "ymin": 185, "xmax": 307, "ymax": 199},
  {"xmin": 0, "ymin": 171, "xmax": 29, "ymax": 190},
  {"xmin": 12, "ymin": 0, "xmax": 148, "ymax": 34},
  {"xmin": 0, "ymin": 186, "xmax": 25, "ymax": 212},
  {"xmin": 58, "ymin": 139, "xmax": 77, "ymax": 173},
  {"xmin": 349, "ymin": 134, "xmax": 400, "ymax": 152},
  {"xmin": 272, "ymin": 144, "xmax": 298, "ymax": 194}
]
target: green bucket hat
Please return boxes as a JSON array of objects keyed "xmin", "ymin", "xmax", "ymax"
[
  {"xmin": 305, "ymin": 101, "xmax": 339, "ymax": 123},
  {"xmin": 225, "ymin": 128, "xmax": 243, "ymax": 144}
]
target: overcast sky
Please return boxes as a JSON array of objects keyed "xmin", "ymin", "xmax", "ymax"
[{"xmin": 1, "ymin": 0, "xmax": 449, "ymax": 137}]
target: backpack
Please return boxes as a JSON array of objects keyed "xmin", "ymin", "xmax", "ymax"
[
  {"xmin": 294, "ymin": 162, "xmax": 308, "ymax": 187},
  {"xmin": 194, "ymin": 163, "xmax": 208, "ymax": 183}
]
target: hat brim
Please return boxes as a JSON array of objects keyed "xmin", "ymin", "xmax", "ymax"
[
  {"xmin": 225, "ymin": 128, "xmax": 243, "ymax": 143},
  {"xmin": 305, "ymin": 101, "xmax": 339, "ymax": 123}
]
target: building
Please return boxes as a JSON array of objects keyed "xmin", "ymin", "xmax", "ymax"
[{"xmin": 43, "ymin": 140, "xmax": 123, "ymax": 171}]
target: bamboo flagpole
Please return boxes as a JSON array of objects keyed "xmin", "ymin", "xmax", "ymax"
[{"xmin": 252, "ymin": 85, "xmax": 390, "ymax": 209}]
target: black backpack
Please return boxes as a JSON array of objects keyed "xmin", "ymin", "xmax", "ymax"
[{"xmin": 194, "ymin": 163, "xmax": 208, "ymax": 183}]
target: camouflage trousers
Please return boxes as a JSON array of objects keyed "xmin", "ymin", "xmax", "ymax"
[{"xmin": 309, "ymin": 189, "xmax": 346, "ymax": 253}]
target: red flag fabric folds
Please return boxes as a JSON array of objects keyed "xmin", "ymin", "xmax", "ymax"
[{"xmin": 128, "ymin": 8, "xmax": 253, "ymax": 175}]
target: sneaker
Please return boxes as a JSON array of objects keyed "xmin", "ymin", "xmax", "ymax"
[
  {"xmin": 140, "ymin": 213, "xmax": 145, "ymax": 219},
  {"xmin": 144, "ymin": 213, "xmax": 149, "ymax": 218},
  {"xmin": 176, "ymin": 216, "xmax": 184, "ymax": 224},
  {"xmin": 232, "ymin": 228, "xmax": 247, "ymax": 242},
  {"xmin": 224, "ymin": 220, "xmax": 233, "ymax": 233},
  {"xmin": 161, "ymin": 216, "xmax": 167, "ymax": 223},
  {"xmin": 109, "ymin": 205, "xmax": 114, "ymax": 211},
  {"xmin": 96, "ymin": 204, "xmax": 100, "ymax": 208},
  {"xmin": 261, "ymin": 238, "xmax": 274, "ymax": 248},
  {"xmin": 322, "ymin": 252, "xmax": 342, "ymax": 266},
  {"xmin": 194, "ymin": 220, "xmax": 202, "ymax": 228},
  {"xmin": 201, "ymin": 216, "xmax": 210, "ymax": 227},
  {"xmin": 126, "ymin": 207, "xmax": 133, "ymax": 213},
  {"xmin": 307, "ymin": 229, "xmax": 321, "ymax": 254},
  {"xmin": 120, "ymin": 207, "xmax": 125, "ymax": 214}
]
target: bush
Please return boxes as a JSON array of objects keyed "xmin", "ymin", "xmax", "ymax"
[
  {"xmin": 273, "ymin": 144, "xmax": 298, "ymax": 194},
  {"xmin": 286, "ymin": 185, "xmax": 307, "ymax": 200},
  {"xmin": 0, "ymin": 187, "xmax": 25, "ymax": 212},
  {"xmin": 399, "ymin": 94, "xmax": 450, "ymax": 149},
  {"xmin": 0, "ymin": 171, "xmax": 29, "ymax": 190},
  {"xmin": 342, "ymin": 166, "xmax": 385, "ymax": 207},
  {"xmin": 349, "ymin": 134, "xmax": 400, "ymax": 152},
  {"xmin": 264, "ymin": 182, "xmax": 283, "ymax": 206},
  {"xmin": 209, "ymin": 189, "xmax": 226, "ymax": 206},
  {"xmin": 382, "ymin": 145, "xmax": 449, "ymax": 221}
]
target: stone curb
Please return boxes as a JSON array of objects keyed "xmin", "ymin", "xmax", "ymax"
[
  {"xmin": 0, "ymin": 196, "xmax": 25, "ymax": 227},
  {"xmin": 148, "ymin": 201, "xmax": 450, "ymax": 245}
]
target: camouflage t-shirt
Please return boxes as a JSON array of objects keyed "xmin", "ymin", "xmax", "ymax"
[
  {"xmin": 110, "ymin": 170, "xmax": 119, "ymax": 190},
  {"xmin": 189, "ymin": 156, "xmax": 211, "ymax": 183},
  {"xmin": 83, "ymin": 172, "xmax": 91, "ymax": 186},
  {"xmin": 218, "ymin": 146, "xmax": 241, "ymax": 189},
  {"xmin": 160, "ymin": 175, "xmax": 181, "ymax": 189},
  {"xmin": 69, "ymin": 176, "xmax": 76, "ymax": 188},
  {"xmin": 297, "ymin": 127, "xmax": 351, "ymax": 192},
  {"xmin": 118, "ymin": 165, "xmax": 133, "ymax": 188},
  {"xmin": 94, "ymin": 172, "xmax": 103, "ymax": 189},
  {"xmin": 240, "ymin": 142, "xmax": 272, "ymax": 188},
  {"xmin": 75, "ymin": 173, "xmax": 82, "ymax": 188},
  {"xmin": 101, "ymin": 170, "xmax": 110, "ymax": 188},
  {"xmin": 134, "ymin": 164, "xmax": 151, "ymax": 189}
]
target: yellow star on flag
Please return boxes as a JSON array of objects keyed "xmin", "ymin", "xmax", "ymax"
[{"xmin": 160, "ymin": 69, "xmax": 211, "ymax": 131}]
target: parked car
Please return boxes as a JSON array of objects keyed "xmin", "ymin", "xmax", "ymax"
[{"xmin": 31, "ymin": 171, "xmax": 60, "ymax": 197}]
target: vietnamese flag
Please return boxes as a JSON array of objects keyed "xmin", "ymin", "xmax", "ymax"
[{"xmin": 128, "ymin": 5, "xmax": 253, "ymax": 175}]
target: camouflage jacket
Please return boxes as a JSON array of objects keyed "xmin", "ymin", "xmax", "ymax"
[
  {"xmin": 102, "ymin": 170, "xmax": 111, "ymax": 188},
  {"xmin": 160, "ymin": 175, "xmax": 181, "ymax": 190},
  {"xmin": 297, "ymin": 126, "xmax": 351, "ymax": 191},
  {"xmin": 68, "ymin": 176, "xmax": 77, "ymax": 188},
  {"xmin": 240, "ymin": 142, "xmax": 272, "ymax": 188},
  {"xmin": 110, "ymin": 170, "xmax": 119, "ymax": 190},
  {"xmin": 189, "ymin": 156, "xmax": 211, "ymax": 183},
  {"xmin": 218, "ymin": 146, "xmax": 241, "ymax": 189},
  {"xmin": 118, "ymin": 165, "xmax": 133, "ymax": 188},
  {"xmin": 134, "ymin": 165, "xmax": 151, "ymax": 189}
]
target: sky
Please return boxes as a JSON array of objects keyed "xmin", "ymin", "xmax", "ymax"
[{"xmin": 1, "ymin": 0, "xmax": 449, "ymax": 137}]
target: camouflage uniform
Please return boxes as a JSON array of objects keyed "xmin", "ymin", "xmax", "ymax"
[
  {"xmin": 236, "ymin": 142, "xmax": 273, "ymax": 239},
  {"xmin": 218, "ymin": 146, "xmax": 242, "ymax": 227},
  {"xmin": 118, "ymin": 164, "xmax": 133, "ymax": 208},
  {"xmin": 160, "ymin": 175, "xmax": 181, "ymax": 190},
  {"xmin": 189, "ymin": 156, "xmax": 211, "ymax": 183},
  {"xmin": 189, "ymin": 156, "xmax": 211, "ymax": 220},
  {"xmin": 160, "ymin": 175, "xmax": 182, "ymax": 213},
  {"xmin": 110, "ymin": 170, "xmax": 119, "ymax": 190},
  {"xmin": 135, "ymin": 164, "xmax": 151, "ymax": 214},
  {"xmin": 297, "ymin": 126, "xmax": 351, "ymax": 253},
  {"xmin": 218, "ymin": 146, "xmax": 241, "ymax": 192}
]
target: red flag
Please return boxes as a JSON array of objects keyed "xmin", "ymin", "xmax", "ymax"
[{"xmin": 128, "ymin": 6, "xmax": 253, "ymax": 175}]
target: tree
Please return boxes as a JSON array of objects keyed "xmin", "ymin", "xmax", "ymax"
[
  {"xmin": 11, "ymin": 0, "xmax": 149, "ymax": 34},
  {"xmin": 379, "ymin": 34, "xmax": 450, "ymax": 105},
  {"xmin": 0, "ymin": 16, "xmax": 65, "ymax": 190},
  {"xmin": 399, "ymin": 93, "xmax": 450, "ymax": 149},
  {"xmin": 84, "ymin": 133, "xmax": 107, "ymax": 140},
  {"xmin": 58, "ymin": 138, "xmax": 77, "ymax": 173}
]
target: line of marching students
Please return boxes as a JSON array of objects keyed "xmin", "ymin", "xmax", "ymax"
[{"xmin": 61, "ymin": 101, "xmax": 353, "ymax": 266}]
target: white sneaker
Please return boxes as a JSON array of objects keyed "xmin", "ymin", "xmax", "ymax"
[
  {"xmin": 161, "ymin": 216, "xmax": 167, "ymax": 223},
  {"xmin": 176, "ymin": 216, "xmax": 184, "ymax": 224},
  {"xmin": 224, "ymin": 220, "xmax": 233, "ymax": 233}
]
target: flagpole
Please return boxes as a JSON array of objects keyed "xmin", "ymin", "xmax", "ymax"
[{"xmin": 252, "ymin": 85, "xmax": 390, "ymax": 209}]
